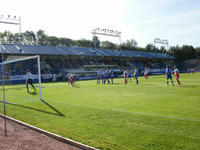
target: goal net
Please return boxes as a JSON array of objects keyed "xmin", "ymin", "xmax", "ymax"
[{"xmin": 0, "ymin": 55, "xmax": 42, "ymax": 105}]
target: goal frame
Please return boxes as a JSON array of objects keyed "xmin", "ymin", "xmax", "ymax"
[{"xmin": 0, "ymin": 55, "xmax": 42, "ymax": 100}]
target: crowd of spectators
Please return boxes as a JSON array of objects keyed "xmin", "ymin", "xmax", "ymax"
[{"xmin": 2, "ymin": 56, "xmax": 169, "ymax": 79}]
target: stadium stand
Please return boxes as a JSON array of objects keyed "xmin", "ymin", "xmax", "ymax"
[
  {"xmin": 1, "ymin": 44, "xmax": 174, "ymax": 82},
  {"xmin": 2, "ymin": 44, "xmax": 174, "ymax": 59}
]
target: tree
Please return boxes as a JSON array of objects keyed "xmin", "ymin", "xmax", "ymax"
[
  {"xmin": 196, "ymin": 47, "xmax": 200, "ymax": 57},
  {"xmin": 3, "ymin": 31, "xmax": 15, "ymax": 44},
  {"xmin": 14, "ymin": 33, "xmax": 22, "ymax": 44},
  {"xmin": 159, "ymin": 46, "xmax": 167, "ymax": 53},
  {"xmin": 46, "ymin": 36, "xmax": 60, "ymax": 46},
  {"xmin": 101, "ymin": 41, "xmax": 117, "ymax": 49},
  {"xmin": 168, "ymin": 45, "xmax": 197, "ymax": 60},
  {"xmin": 121, "ymin": 39, "xmax": 138, "ymax": 50},
  {"xmin": 145, "ymin": 43, "xmax": 159, "ymax": 52},
  {"xmin": 125, "ymin": 39, "xmax": 138, "ymax": 47},
  {"xmin": 181, "ymin": 45, "xmax": 196, "ymax": 60},
  {"xmin": 36, "ymin": 30, "xmax": 47, "ymax": 45},
  {"xmin": 30, "ymin": 31, "xmax": 37, "ymax": 44},
  {"xmin": 75, "ymin": 39, "xmax": 92, "ymax": 48},
  {"xmin": 0, "ymin": 32, "xmax": 6, "ymax": 44},
  {"xmin": 92, "ymin": 36, "xmax": 100, "ymax": 48},
  {"xmin": 59, "ymin": 37, "xmax": 74, "ymax": 46},
  {"xmin": 22, "ymin": 31, "xmax": 36, "ymax": 45},
  {"xmin": 168, "ymin": 45, "xmax": 181, "ymax": 59},
  {"xmin": 8, "ymin": 32, "xmax": 15, "ymax": 44}
]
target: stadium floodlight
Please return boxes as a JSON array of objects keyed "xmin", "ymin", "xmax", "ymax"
[
  {"xmin": 0, "ymin": 15, "xmax": 22, "ymax": 43},
  {"xmin": 154, "ymin": 38, "xmax": 169, "ymax": 50},
  {"xmin": 91, "ymin": 28, "xmax": 122, "ymax": 50}
]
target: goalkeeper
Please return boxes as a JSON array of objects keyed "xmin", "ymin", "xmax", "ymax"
[{"xmin": 26, "ymin": 69, "xmax": 36, "ymax": 93}]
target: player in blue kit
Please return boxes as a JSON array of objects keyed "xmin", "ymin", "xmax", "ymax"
[
  {"xmin": 102, "ymin": 69, "xmax": 106, "ymax": 84},
  {"xmin": 110, "ymin": 68, "xmax": 114, "ymax": 84},
  {"xmin": 165, "ymin": 65, "xmax": 174, "ymax": 86},
  {"xmin": 97, "ymin": 69, "xmax": 101, "ymax": 84},
  {"xmin": 128, "ymin": 70, "xmax": 132, "ymax": 83},
  {"xmin": 134, "ymin": 67, "xmax": 139, "ymax": 85},
  {"xmin": 105, "ymin": 68, "xmax": 110, "ymax": 84}
]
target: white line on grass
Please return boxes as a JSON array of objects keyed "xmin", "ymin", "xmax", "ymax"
[
  {"xmin": 120, "ymin": 98, "xmax": 162, "ymax": 109},
  {"xmin": 118, "ymin": 92, "xmax": 177, "ymax": 109},
  {"xmin": 47, "ymin": 99, "xmax": 200, "ymax": 122},
  {"xmin": 16, "ymin": 98, "xmax": 41, "ymax": 104},
  {"xmin": 0, "ymin": 98, "xmax": 41, "ymax": 105}
]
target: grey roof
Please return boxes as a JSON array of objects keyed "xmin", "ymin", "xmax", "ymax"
[{"xmin": 0, "ymin": 44, "xmax": 174, "ymax": 59}]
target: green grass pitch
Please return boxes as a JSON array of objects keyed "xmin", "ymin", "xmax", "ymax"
[{"xmin": 0, "ymin": 73, "xmax": 200, "ymax": 150}]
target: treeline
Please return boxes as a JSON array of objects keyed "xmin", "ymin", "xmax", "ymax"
[{"xmin": 0, "ymin": 30, "xmax": 199, "ymax": 61}]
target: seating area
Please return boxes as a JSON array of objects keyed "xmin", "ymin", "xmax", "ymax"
[
  {"xmin": 2, "ymin": 55, "xmax": 170, "ymax": 77},
  {"xmin": 0, "ymin": 44, "xmax": 175, "ymax": 79},
  {"xmin": 41, "ymin": 57, "xmax": 168, "ymax": 74}
]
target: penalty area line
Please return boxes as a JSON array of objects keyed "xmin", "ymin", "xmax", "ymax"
[
  {"xmin": 0, "ymin": 100, "xmax": 17, "ymax": 105},
  {"xmin": 120, "ymin": 98, "xmax": 163, "ymax": 109},
  {"xmin": 16, "ymin": 99, "xmax": 41, "ymax": 104},
  {"xmin": 0, "ymin": 99, "xmax": 41, "ymax": 105}
]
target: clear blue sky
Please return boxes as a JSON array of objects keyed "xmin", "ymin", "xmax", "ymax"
[{"xmin": 0, "ymin": 0, "xmax": 200, "ymax": 48}]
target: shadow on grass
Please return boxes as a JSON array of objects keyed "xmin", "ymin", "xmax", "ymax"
[
  {"xmin": 112, "ymin": 83, "xmax": 122, "ymax": 85},
  {"xmin": 180, "ymin": 85, "xmax": 199, "ymax": 88},
  {"xmin": 28, "ymin": 91, "xmax": 38, "ymax": 95},
  {"xmin": 0, "ymin": 86, "xmax": 24, "ymax": 91},
  {"xmin": 72, "ymin": 84, "xmax": 80, "ymax": 88},
  {"xmin": 140, "ymin": 83, "xmax": 155, "ymax": 86},
  {"xmin": 0, "ymin": 99, "xmax": 65, "ymax": 117},
  {"xmin": 41, "ymin": 99, "xmax": 65, "ymax": 117},
  {"xmin": 0, "ymin": 84, "xmax": 46, "ymax": 91}
]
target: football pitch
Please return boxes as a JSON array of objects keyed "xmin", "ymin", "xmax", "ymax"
[{"xmin": 0, "ymin": 73, "xmax": 200, "ymax": 150}]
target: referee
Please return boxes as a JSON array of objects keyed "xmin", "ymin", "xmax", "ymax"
[{"xmin": 26, "ymin": 69, "xmax": 36, "ymax": 93}]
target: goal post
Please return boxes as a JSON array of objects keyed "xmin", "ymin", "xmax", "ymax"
[
  {"xmin": 0, "ymin": 55, "xmax": 43, "ymax": 104},
  {"xmin": 37, "ymin": 55, "xmax": 42, "ymax": 100}
]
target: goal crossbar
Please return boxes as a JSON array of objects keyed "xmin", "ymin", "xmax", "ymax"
[{"xmin": 0, "ymin": 55, "xmax": 39, "ymax": 65}]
